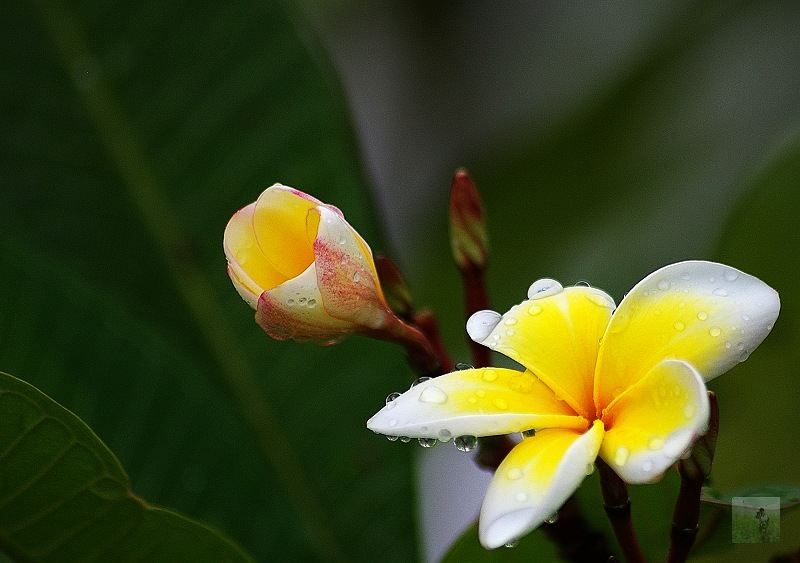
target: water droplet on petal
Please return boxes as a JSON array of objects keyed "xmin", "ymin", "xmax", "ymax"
[
  {"xmin": 466, "ymin": 310, "xmax": 502, "ymax": 342},
  {"xmin": 353, "ymin": 272, "xmax": 361, "ymax": 283},
  {"xmin": 527, "ymin": 304, "xmax": 542, "ymax": 316},
  {"xmin": 527, "ymin": 278, "xmax": 563, "ymax": 300},
  {"xmin": 545, "ymin": 513, "xmax": 559, "ymax": 524},
  {"xmin": 683, "ymin": 404, "xmax": 696, "ymax": 419},
  {"xmin": 482, "ymin": 370, "xmax": 498, "ymax": 382},
  {"xmin": 418, "ymin": 438, "xmax": 437, "ymax": 448},
  {"xmin": 515, "ymin": 492, "xmax": 528, "ymax": 502},
  {"xmin": 385, "ymin": 392, "xmax": 402, "ymax": 406},
  {"xmin": 493, "ymin": 398, "xmax": 508, "ymax": 410},
  {"xmin": 586, "ymin": 293, "xmax": 615, "ymax": 308},
  {"xmin": 738, "ymin": 350, "xmax": 750, "ymax": 362},
  {"xmin": 438, "ymin": 429, "xmax": 452, "ymax": 442},
  {"xmin": 299, "ymin": 297, "xmax": 307, "ymax": 304},
  {"xmin": 388, "ymin": 419, "xmax": 398, "ymax": 427},
  {"xmin": 386, "ymin": 435, "xmax": 398, "ymax": 442},
  {"xmin": 454, "ymin": 362, "xmax": 473, "ymax": 371},
  {"xmin": 504, "ymin": 540, "xmax": 519, "ymax": 549},
  {"xmin": 709, "ymin": 326, "xmax": 721, "ymax": 337},
  {"xmin": 454, "ymin": 435, "xmax": 478, "ymax": 452},
  {"xmin": 697, "ymin": 311, "xmax": 708, "ymax": 321},
  {"xmin": 338, "ymin": 235, "xmax": 346, "ymax": 245},
  {"xmin": 713, "ymin": 288, "xmax": 728, "ymax": 297},
  {"xmin": 615, "ymin": 447, "xmax": 630, "ymax": 467},
  {"xmin": 657, "ymin": 279, "xmax": 670, "ymax": 291},
  {"xmin": 504, "ymin": 317, "xmax": 518, "ymax": 326},
  {"xmin": 680, "ymin": 271, "xmax": 691, "ymax": 281},
  {"xmin": 506, "ymin": 468, "xmax": 523, "ymax": 480},
  {"xmin": 287, "ymin": 298, "xmax": 295, "ymax": 306},
  {"xmin": 399, "ymin": 436, "xmax": 411, "ymax": 443},
  {"xmin": 674, "ymin": 321, "xmax": 686, "ymax": 331},
  {"xmin": 521, "ymin": 429, "xmax": 536, "ymax": 438},
  {"xmin": 642, "ymin": 461, "xmax": 654, "ymax": 473},
  {"xmin": 419, "ymin": 386, "xmax": 448, "ymax": 404},
  {"xmin": 585, "ymin": 463, "xmax": 595, "ymax": 475},
  {"xmin": 410, "ymin": 376, "xmax": 432, "ymax": 388},
  {"xmin": 724, "ymin": 270, "xmax": 739, "ymax": 282}
]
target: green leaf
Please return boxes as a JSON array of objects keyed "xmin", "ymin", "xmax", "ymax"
[
  {"xmin": 0, "ymin": 0, "xmax": 414, "ymax": 561},
  {"xmin": 0, "ymin": 370, "xmax": 252, "ymax": 562}
]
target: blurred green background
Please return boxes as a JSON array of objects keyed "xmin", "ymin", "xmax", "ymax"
[{"xmin": 1, "ymin": 0, "xmax": 798, "ymax": 561}]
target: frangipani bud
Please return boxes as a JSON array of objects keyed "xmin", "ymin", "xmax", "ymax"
[
  {"xmin": 449, "ymin": 169, "xmax": 489, "ymax": 272},
  {"xmin": 224, "ymin": 184, "xmax": 393, "ymax": 345}
]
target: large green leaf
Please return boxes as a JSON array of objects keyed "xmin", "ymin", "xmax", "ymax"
[
  {"xmin": 0, "ymin": 1, "xmax": 413, "ymax": 561},
  {"xmin": 0, "ymin": 370, "xmax": 252, "ymax": 562}
]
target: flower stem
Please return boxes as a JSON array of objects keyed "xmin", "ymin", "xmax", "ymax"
[
  {"xmin": 596, "ymin": 458, "xmax": 645, "ymax": 563},
  {"xmin": 376, "ymin": 314, "xmax": 444, "ymax": 376},
  {"xmin": 461, "ymin": 267, "xmax": 492, "ymax": 369},
  {"xmin": 667, "ymin": 392, "xmax": 719, "ymax": 563}
]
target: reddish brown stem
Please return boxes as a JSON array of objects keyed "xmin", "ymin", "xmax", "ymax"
[
  {"xmin": 411, "ymin": 309, "xmax": 453, "ymax": 374},
  {"xmin": 667, "ymin": 392, "xmax": 720, "ymax": 563},
  {"xmin": 462, "ymin": 266, "xmax": 492, "ymax": 369},
  {"xmin": 596, "ymin": 458, "xmax": 645, "ymax": 563}
]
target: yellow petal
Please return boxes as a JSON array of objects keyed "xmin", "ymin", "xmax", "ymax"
[
  {"xmin": 367, "ymin": 368, "xmax": 587, "ymax": 440},
  {"xmin": 479, "ymin": 421, "xmax": 604, "ymax": 548},
  {"xmin": 312, "ymin": 206, "xmax": 389, "ymax": 330},
  {"xmin": 252, "ymin": 184, "xmax": 321, "ymax": 281},
  {"xmin": 599, "ymin": 359, "xmax": 709, "ymax": 484},
  {"xmin": 223, "ymin": 202, "xmax": 286, "ymax": 304},
  {"xmin": 594, "ymin": 261, "xmax": 780, "ymax": 410},
  {"xmin": 469, "ymin": 285, "xmax": 615, "ymax": 419}
]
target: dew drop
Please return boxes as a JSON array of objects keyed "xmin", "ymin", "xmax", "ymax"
[
  {"xmin": 466, "ymin": 310, "xmax": 502, "ymax": 342},
  {"xmin": 468, "ymin": 396, "xmax": 477, "ymax": 404},
  {"xmin": 418, "ymin": 438, "xmax": 437, "ymax": 448},
  {"xmin": 738, "ymin": 350, "xmax": 750, "ymax": 362},
  {"xmin": 338, "ymin": 235, "xmax": 347, "ymax": 245},
  {"xmin": 493, "ymin": 398, "xmax": 508, "ymax": 410},
  {"xmin": 399, "ymin": 436, "xmax": 411, "ymax": 443},
  {"xmin": 545, "ymin": 513, "xmax": 559, "ymax": 524},
  {"xmin": 388, "ymin": 418, "xmax": 398, "ymax": 427},
  {"xmin": 385, "ymin": 392, "xmax": 402, "ymax": 406},
  {"xmin": 680, "ymin": 271, "xmax": 691, "ymax": 281},
  {"xmin": 642, "ymin": 461, "xmax": 654, "ymax": 473},
  {"xmin": 353, "ymin": 271, "xmax": 362, "ymax": 283},
  {"xmin": 438, "ymin": 429, "xmax": 452, "ymax": 442},
  {"xmin": 527, "ymin": 278, "xmax": 563, "ymax": 300},
  {"xmin": 586, "ymin": 293, "xmax": 615, "ymax": 308},
  {"xmin": 709, "ymin": 326, "xmax": 722, "ymax": 337},
  {"xmin": 419, "ymin": 386, "xmax": 448, "ymax": 404},
  {"xmin": 505, "ymin": 328, "xmax": 516, "ymax": 337},
  {"xmin": 299, "ymin": 297, "xmax": 307, "ymax": 304},
  {"xmin": 515, "ymin": 492, "xmax": 528, "ymax": 503},
  {"xmin": 674, "ymin": 321, "xmax": 686, "ymax": 331},
  {"xmin": 454, "ymin": 362, "xmax": 473, "ymax": 371},
  {"xmin": 657, "ymin": 279, "xmax": 670, "ymax": 291},
  {"xmin": 585, "ymin": 463, "xmax": 595, "ymax": 475},
  {"xmin": 697, "ymin": 311, "xmax": 708, "ymax": 321},
  {"xmin": 725, "ymin": 341, "xmax": 731, "ymax": 349},
  {"xmin": 736, "ymin": 342, "xmax": 744, "ymax": 351},
  {"xmin": 614, "ymin": 447, "xmax": 630, "ymax": 467},
  {"xmin": 713, "ymin": 288, "xmax": 729, "ymax": 297},
  {"xmin": 504, "ymin": 317, "xmax": 518, "ymax": 326},
  {"xmin": 683, "ymin": 404, "xmax": 696, "ymax": 419},
  {"xmin": 506, "ymin": 468, "xmax": 523, "ymax": 480},
  {"xmin": 410, "ymin": 376, "xmax": 432, "ymax": 388},
  {"xmin": 287, "ymin": 298, "xmax": 295, "ymax": 306},
  {"xmin": 482, "ymin": 370, "xmax": 498, "ymax": 382},
  {"xmin": 386, "ymin": 435, "xmax": 399, "ymax": 442},
  {"xmin": 504, "ymin": 540, "xmax": 519, "ymax": 548},
  {"xmin": 521, "ymin": 429, "xmax": 536, "ymax": 439},
  {"xmin": 307, "ymin": 298, "xmax": 317, "ymax": 307},
  {"xmin": 708, "ymin": 276, "xmax": 716, "ymax": 283},
  {"xmin": 454, "ymin": 435, "xmax": 478, "ymax": 452},
  {"xmin": 724, "ymin": 270, "xmax": 739, "ymax": 282},
  {"xmin": 527, "ymin": 304, "xmax": 543, "ymax": 316},
  {"xmin": 741, "ymin": 314, "xmax": 750, "ymax": 321}
]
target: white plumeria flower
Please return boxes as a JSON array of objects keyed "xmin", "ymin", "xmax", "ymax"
[{"xmin": 368, "ymin": 261, "xmax": 779, "ymax": 548}]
